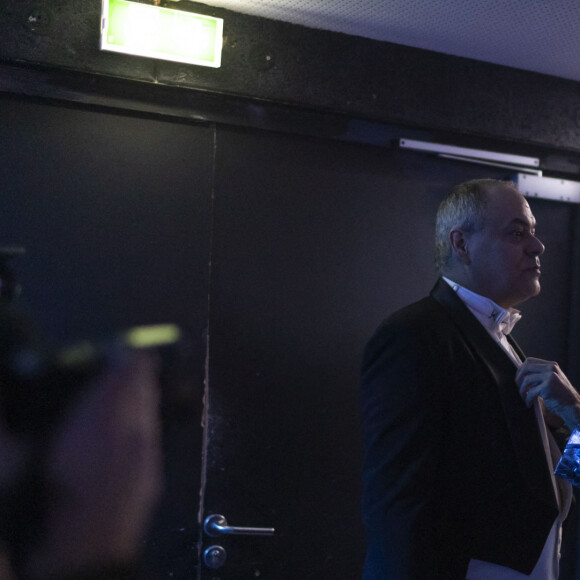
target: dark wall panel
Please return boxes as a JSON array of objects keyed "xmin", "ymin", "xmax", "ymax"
[
  {"xmin": 3, "ymin": 1, "xmax": 580, "ymax": 152},
  {"xmin": 0, "ymin": 96, "xmax": 213, "ymax": 343},
  {"xmin": 0, "ymin": 95, "xmax": 213, "ymax": 577}
]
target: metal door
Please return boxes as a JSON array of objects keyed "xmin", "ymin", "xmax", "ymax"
[
  {"xmin": 199, "ymin": 127, "xmax": 443, "ymax": 579},
  {"xmin": 0, "ymin": 95, "xmax": 213, "ymax": 578}
]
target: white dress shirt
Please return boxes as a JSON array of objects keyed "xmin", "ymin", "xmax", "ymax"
[{"xmin": 442, "ymin": 278, "xmax": 572, "ymax": 580}]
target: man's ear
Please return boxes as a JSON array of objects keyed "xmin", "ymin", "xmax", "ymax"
[{"xmin": 449, "ymin": 229, "xmax": 471, "ymax": 264}]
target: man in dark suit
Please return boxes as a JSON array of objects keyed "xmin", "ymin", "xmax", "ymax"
[{"xmin": 360, "ymin": 178, "xmax": 580, "ymax": 579}]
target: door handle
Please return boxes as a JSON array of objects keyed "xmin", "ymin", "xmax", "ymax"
[{"xmin": 204, "ymin": 514, "xmax": 275, "ymax": 537}]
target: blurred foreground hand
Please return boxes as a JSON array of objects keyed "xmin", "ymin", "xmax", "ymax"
[{"xmin": 23, "ymin": 350, "xmax": 163, "ymax": 579}]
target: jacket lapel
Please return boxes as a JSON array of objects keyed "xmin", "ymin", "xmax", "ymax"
[{"xmin": 430, "ymin": 278, "xmax": 557, "ymax": 511}]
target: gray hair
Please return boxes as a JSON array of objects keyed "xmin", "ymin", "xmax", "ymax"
[{"xmin": 434, "ymin": 179, "xmax": 518, "ymax": 272}]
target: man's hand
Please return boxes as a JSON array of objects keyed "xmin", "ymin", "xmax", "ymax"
[
  {"xmin": 516, "ymin": 357, "xmax": 580, "ymax": 430},
  {"xmin": 26, "ymin": 349, "xmax": 163, "ymax": 578}
]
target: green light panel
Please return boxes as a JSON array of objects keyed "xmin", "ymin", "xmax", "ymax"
[{"xmin": 101, "ymin": 0, "xmax": 223, "ymax": 68}]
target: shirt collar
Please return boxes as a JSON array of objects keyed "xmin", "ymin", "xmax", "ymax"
[{"xmin": 442, "ymin": 277, "xmax": 522, "ymax": 336}]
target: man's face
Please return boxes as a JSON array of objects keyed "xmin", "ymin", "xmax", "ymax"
[{"xmin": 464, "ymin": 185, "xmax": 545, "ymax": 308}]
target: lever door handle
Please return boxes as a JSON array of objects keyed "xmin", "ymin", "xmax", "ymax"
[{"xmin": 204, "ymin": 514, "xmax": 275, "ymax": 537}]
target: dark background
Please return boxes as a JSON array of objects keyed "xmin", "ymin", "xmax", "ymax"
[{"xmin": 2, "ymin": 1, "xmax": 580, "ymax": 577}]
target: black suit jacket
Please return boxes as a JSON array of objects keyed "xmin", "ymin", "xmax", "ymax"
[{"xmin": 360, "ymin": 279, "xmax": 560, "ymax": 579}]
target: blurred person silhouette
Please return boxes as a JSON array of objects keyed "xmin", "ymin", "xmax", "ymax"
[{"xmin": 0, "ymin": 247, "xmax": 163, "ymax": 579}]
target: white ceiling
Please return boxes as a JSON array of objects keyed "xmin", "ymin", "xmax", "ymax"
[{"xmin": 194, "ymin": 0, "xmax": 580, "ymax": 82}]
